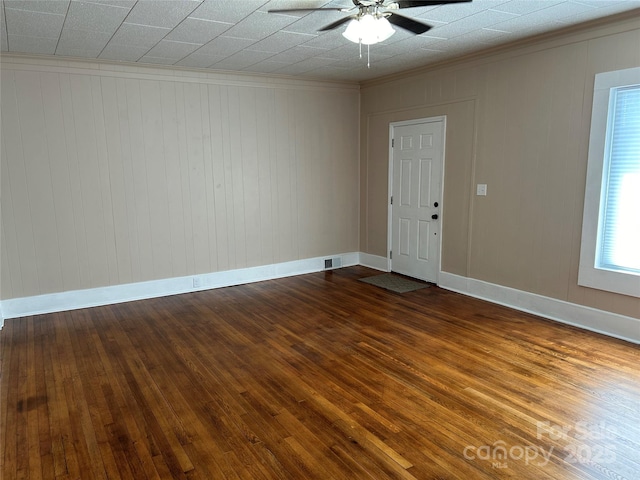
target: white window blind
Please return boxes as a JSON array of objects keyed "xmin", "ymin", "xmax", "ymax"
[{"xmin": 598, "ymin": 86, "xmax": 640, "ymax": 274}]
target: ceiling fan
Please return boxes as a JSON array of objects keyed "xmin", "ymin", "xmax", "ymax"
[{"xmin": 268, "ymin": 0, "xmax": 472, "ymax": 39}]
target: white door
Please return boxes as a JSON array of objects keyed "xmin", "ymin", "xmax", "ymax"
[{"xmin": 391, "ymin": 119, "xmax": 444, "ymax": 282}]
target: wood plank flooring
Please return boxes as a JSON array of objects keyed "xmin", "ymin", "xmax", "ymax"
[{"xmin": 1, "ymin": 266, "xmax": 639, "ymax": 479}]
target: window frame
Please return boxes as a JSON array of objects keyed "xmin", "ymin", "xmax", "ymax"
[{"xmin": 578, "ymin": 67, "xmax": 640, "ymax": 298}]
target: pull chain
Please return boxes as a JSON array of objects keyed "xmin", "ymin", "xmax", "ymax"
[{"xmin": 357, "ymin": 40, "xmax": 371, "ymax": 68}]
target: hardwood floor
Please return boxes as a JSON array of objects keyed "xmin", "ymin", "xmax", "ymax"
[{"xmin": 1, "ymin": 266, "xmax": 639, "ymax": 479}]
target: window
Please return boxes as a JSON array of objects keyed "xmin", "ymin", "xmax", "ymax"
[{"xmin": 579, "ymin": 67, "xmax": 640, "ymax": 298}]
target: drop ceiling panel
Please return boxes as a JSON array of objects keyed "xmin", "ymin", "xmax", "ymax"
[
  {"xmin": 277, "ymin": 55, "xmax": 339, "ymax": 72},
  {"xmin": 276, "ymin": 10, "xmax": 345, "ymax": 34},
  {"xmin": 222, "ymin": 11, "xmax": 297, "ymax": 40},
  {"xmin": 490, "ymin": 0, "xmax": 564, "ymax": 15},
  {"xmin": 99, "ymin": 43, "xmax": 148, "ymax": 62},
  {"xmin": 210, "ymin": 49, "xmax": 276, "ymax": 70},
  {"xmin": 534, "ymin": 1, "xmax": 600, "ymax": 19},
  {"xmin": 374, "ymin": 36, "xmax": 444, "ymax": 56},
  {"xmin": 138, "ymin": 55, "xmax": 181, "ymax": 65},
  {"xmin": 567, "ymin": 3, "xmax": 640, "ymax": 23},
  {"xmin": 263, "ymin": 0, "xmax": 329, "ymax": 15},
  {"xmin": 65, "ymin": 1, "xmax": 131, "ymax": 33},
  {"xmin": 4, "ymin": 0, "xmax": 69, "ymax": 15},
  {"xmin": 7, "ymin": 33, "xmax": 57, "ymax": 54},
  {"xmin": 378, "ymin": 27, "xmax": 440, "ymax": 46},
  {"xmin": 175, "ymin": 52, "xmax": 226, "ymax": 68},
  {"xmin": 298, "ymin": 30, "xmax": 348, "ymax": 49},
  {"xmin": 125, "ymin": 0, "xmax": 200, "ymax": 28},
  {"xmin": 418, "ymin": 1, "xmax": 497, "ymax": 22},
  {"xmin": 165, "ymin": 17, "xmax": 232, "ymax": 44},
  {"xmin": 1, "ymin": 0, "xmax": 639, "ymax": 82},
  {"xmin": 145, "ymin": 39, "xmax": 201, "ymax": 60},
  {"xmin": 196, "ymin": 35, "xmax": 256, "ymax": 57},
  {"xmin": 56, "ymin": 29, "xmax": 113, "ymax": 56},
  {"xmin": 109, "ymin": 23, "xmax": 170, "ymax": 49},
  {"xmin": 88, "ymin": 0, "xmax": 137, "ymax": 7},
  {"xmin": 244, "ymin": 59, "xmax": 291, "ymax": 74},
  {"xmin": 4, "ymin": 7, "xmax": 65, "ymax": 38},
  {"xmin": 190, "ymin": 0, "xmax": 271, "ymax": 24},
  {"xmin": 247, "ymin": 31, "xmax": 317, "ymax": 53},
  {"xmin": 428, "ymin": 12, "xmax": 515, "ymax": 39},
  {"xmin": 267, "ymin": 43, "xmax": 340, "ymax": 63}
]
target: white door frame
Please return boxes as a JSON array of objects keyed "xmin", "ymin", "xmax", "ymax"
[{"xmin": 387, "ymin": 116, "xmax": 447, "ymax": 282}]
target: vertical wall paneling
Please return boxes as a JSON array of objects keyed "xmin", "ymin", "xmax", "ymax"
[
  {"xmin": 174, "ymin": 82, "xmax": 196, "ymax": 276},
  {"xmin": 239, "ymin": 87, "xmax": 261, "ymax": 268},
  {"xmin": 123, "ymin": 78, "xmax": 154, "ymax": 279},
  {"xmin": 72, "ymin": 74, "xmax": 112, "ymax": 288},
  {"xmin": 274, "ymin": 89, "xmax": 294, "ymax": 263},
  {"xmin": 199, "ymin": 83, "xmax": 218, "ymax": 274},
  {"xmin": 254, "ymin": 88, "xmax": 275, "ymax": 265},
  {"xmin": 294, "ymin": 91, "xmax": 311, "ymax": 259},
  {"xmin": 1, "ymin": 120, "xmax": 18, "ymax": 298},
  {"xmin": 158, "ymin": 81, "xmax": 188, "ymax": 279},
  {"xmin": 114, "ymin": 77, "xmax": 140, "ymax": 283},
  {"xmin": 139, "ymin": 80, "xmax": 172, "ymax": 280},
  {"xmin": 287, "ymin": 90, "xmax": 300, "ymax": 261},
  {"xmin": 2, "ymin": 70, "xmax": 38, "ymax": 296},
  {"xmin": 16, "ymin": 70, "xmax": 64, "ymax": 294},
  {"xmin": 93, "ymin": 75, "xmax": 120, "ymax": 287},
  {"xmin": 226, "ymin": 86, "xmax": 247, "ymax": 269},
  {"xmin": 218, "ymin": 85, "xmax": 237, "ymax": 270},
  {"xmin": 58, "ymin": 73, "xmax": 90, "ymax": 288},
  {"xmin": 0, "ymin": 57, "xmax": 360, "ymax": 300},
  {"xmin": 206, "ymin": 84, "xmax": 229, "ymax": 272},
  {"xmin": 101, "ymin": 76, "xmax": 132, "ymax": 284}
]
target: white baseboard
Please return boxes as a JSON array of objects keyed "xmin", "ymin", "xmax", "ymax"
[
  {"xmin": 438, "ymin": 271, "xmax": 640, "ymax": 345},
  {"xmin": 2, "ymin": 256, "xmax": 637, "ymax": 346},
  {"xmin": 0, "ymin": 252, "xmax": 360, "ymax": 322},
  {"xmin": 359, "ymin": 253, "xmax": 390, "ymax": 272}
]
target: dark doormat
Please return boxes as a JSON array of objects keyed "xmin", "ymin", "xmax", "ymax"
[{"xmin": 359, "ymin": 273, "xmax": 429, "ymax": 293}]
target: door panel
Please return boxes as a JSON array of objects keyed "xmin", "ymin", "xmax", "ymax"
[
  {"xmin": 399, "ymin": 218, "xmax": 411, "ymax": 256},
  {"xmin": 419, "ymin": 159, "xmax": 432, "ymax": 208},
  {"xmin": 400, "ymin": 160, "xmax": 412, "ymax": 206},
  {"xmin": 418, "ymin": 220, "xmax": 430, "ymax": 261},
  {"xmin": 391, "ymin": 120, "xmax": 444, "ymax": 282}
]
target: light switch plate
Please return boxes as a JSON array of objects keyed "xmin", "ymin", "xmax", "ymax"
[{"xmin": 477, "ymin": 184, "xmax": 487, "ymax": 196}]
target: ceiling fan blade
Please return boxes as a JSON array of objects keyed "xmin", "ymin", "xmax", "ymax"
[
  {"xmin": 387, "ymin": 13, "xmax": 432, "ymax": 34},
  {"xmin": 395, "ymin": 0, "xmax": 471, "ymax": 7},
  {"xmin": 268, "ymin": 7, "xmax": 347, "ymax": 13},
  {"xmin": 319, "ymin": 15, "xmax": 356, "ymax": 32}
]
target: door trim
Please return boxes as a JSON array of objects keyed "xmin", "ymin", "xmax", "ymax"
[{"xmin": 388, "ymin": 116, "xmax": 447, "ymax": 282}]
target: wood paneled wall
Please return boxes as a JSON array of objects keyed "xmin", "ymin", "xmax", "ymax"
[
  {"xmin": 0, "ymin": 58, "xmax": 360, "ymax": 299},
  {"xmin": 360, "ymin": 14, "xmax": 640, "ymax": 319}
]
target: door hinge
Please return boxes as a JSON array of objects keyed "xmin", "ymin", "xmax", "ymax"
[
  {"xmin": 390, "ymin": 250, "xmax": 392, "ymax": 259},
  {"xmin": 392, "ymin": 138, "xmax": 395, "ymax": 147},
  {"xmin": 390, "ymin": 196, "xmax": 393, "ymax": 205}
]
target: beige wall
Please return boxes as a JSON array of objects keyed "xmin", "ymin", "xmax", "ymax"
[
  {"xmin": 0, "ymin": 57, "xmax": 360, "ymax": 299},
  {"xmin": 360, "ymin": 15, "xmax": 640, "ymax": 319}
]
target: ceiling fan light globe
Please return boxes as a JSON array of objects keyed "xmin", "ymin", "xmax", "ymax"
[
  {"xmin": 342, "ymin": 19, "xmax": 363, "ymax": 43},
  {"xmin": 342, "ymin": 14, "xmax": 395, "ymax": 45}
]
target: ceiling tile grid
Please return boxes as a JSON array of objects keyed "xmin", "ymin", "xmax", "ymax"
[{"xmin": 0, "ymin": 0, "xmax": 638, "ymax": 82}]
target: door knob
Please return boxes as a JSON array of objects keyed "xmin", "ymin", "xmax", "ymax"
[{"xmin": 432, "ymin": 214, "xmax": 438, "ymax": 220}]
